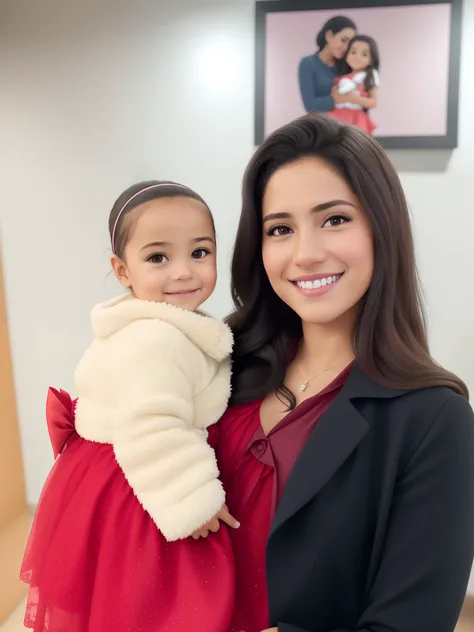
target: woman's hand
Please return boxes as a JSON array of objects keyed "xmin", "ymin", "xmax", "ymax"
[
  {"xmin": 191, "ymin": 504, "xmax": 240, "ymax": 539},
  {"xmin": 261, "ymin": 628, "xmax": 278, "ymax": 631},
  {"xmin": 347, "ymin": 92, "xmax": 364, "ymax": 106}
]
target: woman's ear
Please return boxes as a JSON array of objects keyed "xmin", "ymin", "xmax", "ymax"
[{"xmin": 110, "ymin": 254, "xmax": 131, "ymax": 289}]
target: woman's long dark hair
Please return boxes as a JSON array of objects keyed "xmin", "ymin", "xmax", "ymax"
[
  {"xmin": 316, "ymin": 15, "xmax": 357, "ymax": 51},
  {"xmin": 342, "ymin": 35, "xmax": 380, "ymax": 94},
  {"xmin": 316, "ymin": 15, "xmax": 357, "ymax": 74},
  {"xmin": 227, "ymin": 114, "xmax": 468, "ymax": 406}
]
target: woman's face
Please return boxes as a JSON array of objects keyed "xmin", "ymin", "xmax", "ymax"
[
  {"xmin": 326, "ymin": 27, "xmax": 356, "ymax": 60},
  {"xmin": 261, "ymin": 156, "xmax": 374, "ymax": 327}
]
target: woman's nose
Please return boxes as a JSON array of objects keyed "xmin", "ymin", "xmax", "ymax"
[{"xmin": 293, "ymin": 232, "xmax": 327, "ymax": 267}]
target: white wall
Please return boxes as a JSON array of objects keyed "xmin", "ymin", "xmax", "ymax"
[
  {"xmin": 0, "ymin": 0, "xmax": 254, "ymax": 504},
  {"xmin": 1, "ymin": 0, "xmax": 473, "ymax": 554}
]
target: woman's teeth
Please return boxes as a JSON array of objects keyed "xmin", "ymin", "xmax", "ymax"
[{"xmin": 296, "ymin": 275, "xmax": 340, "ymax": 290}]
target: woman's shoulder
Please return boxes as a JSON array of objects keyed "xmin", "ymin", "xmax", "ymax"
[
  {"xmin": 299, "ymin": 54, "xmax": 321, "ymax": 70},
  {"xmin": 299, "ymin": 54, "xmax": 313, "ymax": 65},
  {"xmin": 369, "ymin": 383, "xmax": 472, "ymax": 430},
  {"xmin": 407, "ymin": 387, "xmax": 473, "ymax": 432},
  {"xmin": 401, "ymin": 389, "xmax": 473, "ymax": 473},
  {"xmin": 393, "ymin": 384, "xmax": 469, "ymax": 416},
  {"xmin": 371, "ymin": 386, "xmax": 473, "ymax": 466},
  {"xmin": 351, "ymin": 362, "xmax": 469, "ymax": 423}
]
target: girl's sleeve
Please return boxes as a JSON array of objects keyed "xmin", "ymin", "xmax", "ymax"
[
  {"xmin": 112, "ymin": 322, "xmax": 225, "ymax": 542},
  {"xmin": 352, "ymin": 71, "xmax": 367, "ymax": 84},
  {"xmin": 338, "ymin": 77, "xmax": 357, "ymax": 95}
]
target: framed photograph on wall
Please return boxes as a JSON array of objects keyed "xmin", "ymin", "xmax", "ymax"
[{"xmin": 254, "ymin": 0, "xmax": 463, "ymax": 149}]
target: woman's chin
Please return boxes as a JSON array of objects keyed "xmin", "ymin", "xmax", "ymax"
[{"xmin": 292, "ymin": 304, "xmax": 345, "ymax": 327}]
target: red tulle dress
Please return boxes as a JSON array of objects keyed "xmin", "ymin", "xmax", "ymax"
[
  {"xmin": 20, "ymin": 389, "xmax": 235, "ymax": 632},
  {"xmin": 328, "ymin": 71, "xmax": 377, "ymax": 135},
  {"xmin": 21, "ymin": 366, "xmax": 348, "ymax": 632}
]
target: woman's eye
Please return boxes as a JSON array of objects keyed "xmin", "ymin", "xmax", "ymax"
[
  {"xmin": 322, "ymin": 214, "xmax": 352, "ymax": 228},
  {"xmin": 267, "ymin": 225, "xmax": 292, "ymax": 237},
  {"xmin": 147, "ymin": 253, "xmax": 168, "ymax": 264},
  {"xmin": 192, "ymin": 248, "xmax": 210, "ymax": 260}
]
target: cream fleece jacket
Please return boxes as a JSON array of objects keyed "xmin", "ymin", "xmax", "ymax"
[{"xmin": 74, "ymin": 293, "xmax": 233, "ymax": 541}]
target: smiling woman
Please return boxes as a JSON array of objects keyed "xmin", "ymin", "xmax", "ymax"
[
  {"xmin": 229, "ymin": 115, "xmax": 466, "ymax": 406},
  {"xmin": 261, "ymin": 167, "xmax": 373, "ymax": 329},
  {"xmin": 216, "ymin": 113, "xmax": 474, "ymax": 632}
]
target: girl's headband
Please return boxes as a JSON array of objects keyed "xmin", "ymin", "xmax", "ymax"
[{"xmin": 111, "ymin": 182, "xmax": 190, "ymax": 254}]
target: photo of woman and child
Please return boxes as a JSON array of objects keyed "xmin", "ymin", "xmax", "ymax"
[
  {"xmin": 298, "ymin": 16, "xmax": 380, "ymax": 135},
  {"xmin": 258, "ymin": 1, "xmax": 456, "ymax": 147}
]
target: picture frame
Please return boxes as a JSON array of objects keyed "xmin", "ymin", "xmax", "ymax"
[{"xmin": 254, "ymin": 0, "xmax": 463, "ymax": 149}]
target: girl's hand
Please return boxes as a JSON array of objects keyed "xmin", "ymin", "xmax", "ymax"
[
  {"xmin": 261, "ymin": 628, "xmax": 278, "ymax": 631},
  {"xmin": 191, "ymin": 504, "xmax": 240, "ymax": 539}
]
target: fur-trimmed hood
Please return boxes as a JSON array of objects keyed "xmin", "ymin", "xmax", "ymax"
[{"xmin": 91, "ymin": 293, "xmax": 232, "ymax": 362}]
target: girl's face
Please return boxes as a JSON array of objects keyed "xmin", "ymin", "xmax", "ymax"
[
  {"xmin": 346, "ymin": 39, "xmax": 372, "ymax": 71},
  {"xmin": 326, "ymin": 27, "xmax": 356, "ymax": 60},
  {"xmin": 112, "ymin": 197, "xmax": 217, "ymax": 311},
  {"xmin": 261, "ymin": 156, "xmax": 374, "ymax": 327}
]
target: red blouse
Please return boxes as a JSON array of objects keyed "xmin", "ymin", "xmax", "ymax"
[{"xmin": 213, "ymin": 365, "xmax": 352, "ymax": 632}]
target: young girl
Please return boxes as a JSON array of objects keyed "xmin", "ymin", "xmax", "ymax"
[
  {"xmin": 20, "ymin": 181, "xmax": 238, "ymax": 631},
  {"xmin": 328, "ymin": 35, "xmax": 380, "ymax": 135}
]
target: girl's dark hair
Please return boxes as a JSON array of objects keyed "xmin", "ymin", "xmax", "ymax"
[
  {"xmin": 227, "ymin": 114, "xmax": 468, "ymax": 407},
  {"xmin": 109, "ymin": 180, "xmax": 213, "ymax": 259},
  {"xmin": 343, "ymin": 35, "xmax": 380, "ymax": 94},
  {"xmin": 316, "ymin": 15, "xmax": 357, "ymax": 50}
]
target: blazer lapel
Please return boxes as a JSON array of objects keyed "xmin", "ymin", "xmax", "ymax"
[
  {"xmin": 269, "ymin": 364, "xmax": 408, "ymax": 537},
  {"xmin": 270, "ymin": 394, "xmax": 368, "ymax": 536}
]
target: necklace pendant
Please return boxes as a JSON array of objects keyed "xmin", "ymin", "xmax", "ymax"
[{"xmin": 300, "ymin": 382, "xmax": 308, "ymax": 392}]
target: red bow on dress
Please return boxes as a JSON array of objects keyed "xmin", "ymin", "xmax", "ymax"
[{"xmin": 46, "ymin": 387, "xmax": 78, "ymax": 458}]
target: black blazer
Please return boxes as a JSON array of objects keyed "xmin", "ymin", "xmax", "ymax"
[{"xmin": 267, "ymin": 365, "xmax": 474, "ymax": 632}]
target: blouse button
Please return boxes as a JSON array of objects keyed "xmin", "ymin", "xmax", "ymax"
[{"xmin": 255, "ymin": 440, "xmax": 266, "ymax": 454}]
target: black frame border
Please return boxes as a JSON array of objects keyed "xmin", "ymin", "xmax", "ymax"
[{"xmin": 254, "ymin": 0, "xmax": 463, "ymax": 149}]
